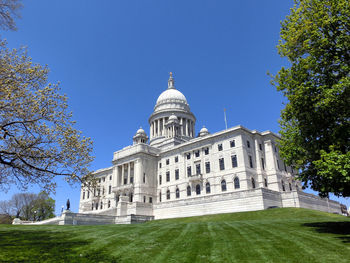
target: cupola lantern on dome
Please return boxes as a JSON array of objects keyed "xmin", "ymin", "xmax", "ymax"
[{"xmin": 168, "ymin": 72, "xmax": 175, "ymax": 89}]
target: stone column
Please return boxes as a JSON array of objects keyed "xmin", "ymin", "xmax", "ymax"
[
  {"xmin": 128, "ymin": 163, "xmax": 131, "ymax": 184},
  {"xmin": 163, "ymin": 117, "xmax": 166, "ymax": 136},
  {"xmin": 122, "ymin": 164, "xmax": 125, "ymax": 185},
  {"xmin": 113, "ymin": 166, "xmax": 118, "ymax": 187},
  {"xmin": 157, "ymin": 119, "xmax": 160, "ymax": 137}
]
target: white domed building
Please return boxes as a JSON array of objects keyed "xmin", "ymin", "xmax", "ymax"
[{"xmin": 77, "ymin": 73, "xmax": 342, "ymax": 224}]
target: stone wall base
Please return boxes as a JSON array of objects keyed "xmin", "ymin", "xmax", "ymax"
[{"xmin": 13, "ymin": 189, "xmax": 342, "ymax": 225}]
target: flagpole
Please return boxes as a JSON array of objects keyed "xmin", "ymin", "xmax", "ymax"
[{"xmin": 224, "ymin": 108, "xmax": 228, "ymax": 130}]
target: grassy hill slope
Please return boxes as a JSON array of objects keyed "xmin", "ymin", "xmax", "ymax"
[{"xmin": 0, "ymin": 208, "xmax": 349, "ymax": 263}]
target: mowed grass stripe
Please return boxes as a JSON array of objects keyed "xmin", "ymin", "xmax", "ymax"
[
  {"xmin": 253, "ymin": 220, "xmax": 350, "ymax": 263},
  {"xmin": 238, "ymin": 220, "xmax": 317, "ymax": 262},
  {"xmin": 106, "ymin": 223, "xmax": 187, "ymax": 262},
  {"xmin": 221, "ymin": 221, "xmax": 274, "ymax": 263}
]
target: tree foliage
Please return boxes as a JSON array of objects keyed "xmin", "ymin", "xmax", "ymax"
[
  {"xmin": 271, "ymin": 0, "xmax": 350, "ymax": 197},
  {"xmin": 0, "ymin": 0, "xmax": 22, "ymax": 31},
  {"xmin": 0, "ymin": 40, "xmax": 94, "ymax": 193},
  {"xmin": 0, "ymin": 191, "xmax": 55, "ymax": 221}
]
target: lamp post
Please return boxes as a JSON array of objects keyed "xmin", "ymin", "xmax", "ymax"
[{"xmin": 34, "ymin": 210, "xmax": 37, "ymax": 221}]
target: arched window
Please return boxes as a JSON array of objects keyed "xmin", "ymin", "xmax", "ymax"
[
  {"xmin": 196, "ymin": 184, "xmax": 201, "ymax": 195},
  {"xmin": 289, "ymin": 183, "xmax": 292, "ymax": 191},
  {"xmin": 159, "ymin": 191, "xmax": 162, "ymax": 202},
  {"xmin": 206, "ymin": 182, "xmax": 211, "ymax": 193},
  {"xmin": 176, "ymin": 188, "xmax": 180, "ymax": 198},
  {"xmin": 252, "ymin": 178, "xmax": 256, "ymax": 189},
  {"xmin": 234, "ymin": 177, "xmax": 240, "ymax": 189},
  {"xmin": 282, "ymin": 180, "xmax": 285, "ymax": 191},
  {"xmin": 187, "ymin": 185, "xmax": 191, "ymax": 196},
  {"xmin": 108, "ymin": 200, "xmax": 111, "ymax": 208},
  {"xmin": 166, "ymin": 189, "xmax": 170, "ymax": 200},
  {"xmin": 221, "ymin": 180, "xmax": 227, "ymax": 191}
]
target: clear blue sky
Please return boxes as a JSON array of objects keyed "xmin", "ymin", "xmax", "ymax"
[{"xmin": 1, "ymin": 0, "xmax": 348, "ymax": 215}]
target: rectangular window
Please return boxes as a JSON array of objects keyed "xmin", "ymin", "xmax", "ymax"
[
  {"xmin": 87, "ymin": 191, "xmax": 90, "ymax": 199},
  {"xmin": 143, "ymin": 196, "xmax": 146, "ymax": 203},
  {"xmin": 231, "ymin": 155, "xmax": 238, "ymax": 168},
  {"xmin": 166, "ymin": 171, "xmax": 170, "ymax": 182},
  {"xmin": 205, "ymin": 161, "xmax": 210, "ymax": 173},
  {"xmin": 187, "ymin": 166, "xmax": 191, "ymax": 177},
  {"xmin": 196, "ymin": 163, "xmax": 201, "ymax": 175},
  {"xmin": 230, "ymin": 140, "xmax": 235, "ymax": 148},
  {"xmin": 259, "ymin": 143, "xmax": 262, "ymax": 151},
  {"xmin": 130, "ymin": 176, "xmax": 134, "ymax": 184},
  {"xmin": 218, "ymin": 144, "xmax": 223, "ymax": 151},
  {"xmin": 149, "ymin": 197, "xmax": 153, "ymax": 203},
  {"xmin": 204, "ymin": 147, "xmax": 209, "ymax": 155},
  {"xmin": 187, "ymin": 153, "xmax": 191, "ymax": 160},
  {"xmin": 108, "ymin": 185, "xmax": 111, "ymax": 194},
  {"xmin": 175, "ymin": 156, "xmax": 178, "ymax": 163},
  {"xmin": 102, "ymin": 177, "xmax": 105, "ymax": 182},
  {"xmin": 261, "ymin": 158, "xmax": 265, "ymax": 170},
  {"xmin": 109, "ymin": 175, "xmax": 112, "ymax": 181},
  {"xmin": 166, "ymin": 159, "xmax": 169, "ymax": 165},
  {"xmin": 98, "ymin": 178, "xmax": 101, "ymax": 183},
  {"xmin": 247, "ymin": 140, "xmax": 250, "ymax": 148},
  {"xmin": 195, "ymin": 150, "xmax": 200, "ymax": 158},
  {"xmin": 159, "ymin": 175, "xmax": 162, "ymax": 185},
  {"xmin": 159, "ymin": 162, "xmax": 162, "ymax": 168},
  {"xmin": 83, "ymin": 191, "xmax": 85, "ymax": 200},
  {"xmin": 143, "ymin": 173, "xmax": 146, "ymax": 183},
  {"xmin": 277, "ymin": 160, "xmax": 280, "ymax": 170},
  {"xmin": 219, "ymin": 158, "xmax": 225, "ymax": 170},
  {"xmin": 175, "ymin": 169, "xmax": 179, "ymax": 180},
  {"xmin": 249, "ymin": 155, "xmax": 253, "ymax": 168}
]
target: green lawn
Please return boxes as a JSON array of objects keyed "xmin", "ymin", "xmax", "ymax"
[{"xmin": 0, "ymin": 208, "xmax": 349, "ymax": 263}]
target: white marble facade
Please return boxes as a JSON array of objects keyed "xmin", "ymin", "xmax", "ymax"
[{"xmin": 79, "ymin": 73, "xmax": 342, "ymax": 221}]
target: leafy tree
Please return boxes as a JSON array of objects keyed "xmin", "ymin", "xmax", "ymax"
[
  {"xmin": 271, "ymin": 0, "xmax": 350, "ymax": 197},
  {"xmin": 30, "ymin": 191, "xmax": 55, "ymax": 221},
  {"xmin": 0, "ymin": 192, "xmax": 55, "ymax": 221},
  {"xmin": 0, "ymin": 0, "xmax": 22, "ymax": 31},
  {"xmin": 0, "ymin": 40, "xmax": 94, "ymax": 193}
]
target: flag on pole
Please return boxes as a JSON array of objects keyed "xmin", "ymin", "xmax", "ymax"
[{"xmin": 224, "ymin": 108, "xmax": 228, "ymax": 130}]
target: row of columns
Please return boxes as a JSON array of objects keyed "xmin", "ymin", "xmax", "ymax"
[
  {"xmin": 150, "ymin": 117, "xmax": 195, "ymax": 139},
  {"xmin": 116, "ymin": 162, "xmax": 134, "ymax": 186}
]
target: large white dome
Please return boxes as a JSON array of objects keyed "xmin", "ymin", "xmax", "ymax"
[{"xmin": 156, "ymin": 89, "xmax": 188, "ymax": 105}]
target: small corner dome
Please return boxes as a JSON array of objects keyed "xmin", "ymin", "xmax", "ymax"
[
  {"xmin": 168, "ymin": 114, "xmax": 178, "ymax": 122},
  {"xmin": 199, "ymin": 126, "xmax": 209, "ymax": 136},
  {"xmin": 136, "ymin": 127, "xmax": 146, "ymax": 135}
]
